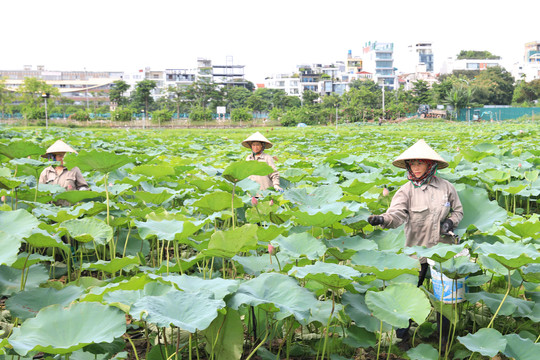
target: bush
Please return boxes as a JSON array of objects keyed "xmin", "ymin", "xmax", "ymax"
[
  {"xmin": 70, "ymin": 110, "xmax": 90, "ymax": 121},
  {"xmin": 231, "ymin": 107, "xmax": 252, "ymax": 122},
  {"xmin": 23, "ymin": 107, "xmax": 45, "ymax": 120},
  {"xmin": 189, "ymin": 107, "xmax": 212, "ymax": 122},
  {"xmin": 151, "ymin": 109, "xmax": 173, "ymax": 124},
  {"xmin": 268, "ymin": 108, "xmax": 284, "ymax": 121},
  {"xmin": 280, "ymin": 107, "xmax": 326, "ymax": 127},
  {"xmin": 112, "ymin": 108, "xmax": 133, "ymax": 122}
]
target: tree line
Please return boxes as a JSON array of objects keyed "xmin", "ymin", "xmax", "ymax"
[{"xmin": 1, "ymin": 66, "xmax": 539, "ymax": 126}]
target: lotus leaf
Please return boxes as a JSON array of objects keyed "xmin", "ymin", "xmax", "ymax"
[
  {"xmin": 455, "ymin": 184, "xmax": 508, "ymax": 234},
  {"xmin": 54, "ymin": 190, "xmax": 102, "ymax": 204},
  {"xmin": 521, "ymin": 263, "xmax": 540, "ymax": 283},
  {"xmin": 325, "ymin": 235, "xmax": 377, "ymax": 252},
  {"xmin": 367, "ymin": 227, "xmax": 406, "ymax": 251},
  {"xmin": 431, "ymin": 255, "xmax": 479, "ymax": 279},
  {"xmin": 24, "ymin": 227, "xmax": 70, "ymax": 253},
  {"xmin": 64, "ymin": 149, "xmax": 132, "ymax": 173},
  {"xmin": 284, "ymin": 184, "xmax": 343, "ymax": 208},
  {"xmin": 406, "ymin": 344, "xmax": 439, "ymax": 360},
  {"xmin": 501, "ymin": 333, "xmax": 539, "ymax": 360},
  {"xmin": 158, "ymin": 274, "xmax": 240, "ymax": 300},
  {"xmin": 271, "ymin": 232, "xmax": 327, "ymax": 260},
  {"xmin": 503, "ymin": 215, "xmax": 540, "ymax": 239},
  {"xmin": 0, "ymin": 140, "xmax": 44, "ymax": 159},
  {"xmin": 232, "ymin": 253, "xmax": 291, "ymax": 275},
  {"xmin": 0, "ymin": 232, "xmax": 21, "ymax": 266},
  {"xmin": 457, "ymin": 328, "xmax": 506, "ymax": 357},
  {"xmin": 350, "ymin": 250, "xmax": 419, "ymax": 280},
  {"xmin": 342, "ymin": 292, "xmax": 391, "ymax": 332},
  {"xmin": 10, "ymin": 253, "xmax": 54, "ymax": 269},
  {"xmin": 476, "ymin": 242, "xmax": 540, "ymax": 269},
  {"xmin": 82, "ymin": 256, "xmax": 140, "ymax": 274},
  {"xmin": 365, "ymin": 283, "xmax": 431, "ymax": 328},
  {"xmin": 288, "ymin": 261, "xmax": 362, "ymax": 289},
  {"xmin": 132, "ymin": 164, "xmax": 175, "ymax": 178},
  {"xmin": 202, "ymin": 309, "xmax": 243, "ymax": 360},
  {"xmin": 130, "ymin": 290, "xmax": 225, "ymax": 332},
  {"xmin": 465, "ymin": 291, "xmax": 534, "ymax": 317},
  {"xmin": 305, "ymin": 299, "xmax": 343, "ymax": 324},
  {"xmin": 136, "ymin": 218, "xmax": 198, "ymax": 241},
  {"xmin": 8, "ymin": 302, "xmax": 126, "ymax": 356},
  {"xmin": 0, "ymin": 209, "xmax": 40, "ymax": 238},
  {"xmin": 193, "ymin": 191, "xmax": 243, "ymax": 212},
  {"xmin": 293, "ymin": 204, "xmax": 354, "ymax": 227},
  {"xmin": 5, "ymin": 286, "xmax": 84, "ymax": 320},
  {"xmin": 61, "ymin": 217, "xmax": 113, "ymax": 245},
  {"xmin": 227, "ymin": 272, "xmax": 319, "ymax": 324},
  {"xmin": 222, "ymin": 160, "xmax": 273, "ymax": 183},
  {"xmin": 103, "ymin": 282, "xmax": 174, "ymax": 311},
  {"xmin": 0, "ymin": 264, "xmax": 49, "ymax": 296}
]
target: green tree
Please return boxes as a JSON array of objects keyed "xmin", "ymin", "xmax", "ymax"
[
  {"xmin": 512, "ymin": 78, "xmax": 540, "ymax": 104},
  {"xmin": 302, "ymin": 90, "xmax": 319, "ymax": 106},
  {"xmin": 132, "ymin": 80, "xmax": 157, "ymax": 114},
  {"xmin": 109, "ymin": 80, "xmax": 129, "ymax": 106},
  {"xmin": 456, "ymin": 50, "xmax": 501, "ymax": 60},
  {"xmin": 18, "ymin": 77, "xmax": 60, "ymax": 120},
  {"xmin": 0, "ymin": 77, "xmax": 15, "ymax": 119},
  {"xmin": 412, "ymin": 80, "xmax": 431, "ymax": 105},
  {"xmin": 165, "ymin": 85, "xmax": 190, "ymax": 118},
  {"xmin": 230, "ymin": 107, "xmax": 253, "ymax": 122},
  {"xmin": 444, "ymin": 84, "xmax": 474, "ymax": 119},
  {"xmin": 185, "ymin": 81, "xmax": 221, "ymax": 110},
  {"xmin": 471, "ymin": 66, "xmax": 515, "ymax": 105},
  {"xmin": 224, "ymin": 86, "xmax": 252, "ymax": 110}
]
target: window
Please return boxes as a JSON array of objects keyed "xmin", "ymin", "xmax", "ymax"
[
  {"xmin": 376, "ymin": 61, "xmax": 393, "ymax": 68},
  {"xmin": 466, "ymin": 63, "xmax": 480, "ymax": 70}
]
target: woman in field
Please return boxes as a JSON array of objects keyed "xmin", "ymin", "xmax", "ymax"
[
  {"xmin": 367, "ymin": 139, "xmax": 463, "ymax": 346},
  {"xmin": 39, "ymin": 139, "xmax": 89, "ymax": 191},
  {"xmin": 242, "ymin": 131, "xmax": 282, "ymax": 192}
]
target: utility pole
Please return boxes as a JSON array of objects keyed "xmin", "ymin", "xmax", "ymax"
[
  {"xmin": 382, "ymin": 84, "xmax": 385, "ymax": 120},
  {"xmin": 42, "ymin": 92, "xmax": 50, "ymax": 128},
  {"xmin": 335, "ymin": 104, "xmax": 338, "ymax": 130}
]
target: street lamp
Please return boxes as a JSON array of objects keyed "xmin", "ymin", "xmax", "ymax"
[
  {"xmin": 41, "ymin": 92, "xmax": 50, "ymax": 128},
  {"xmin": 335, "ymin": 103, "xmax": 339, "ymax": 130},
  {"xmin": 141, "ymin": 109, "xmax": 145, "ymax": 130}
]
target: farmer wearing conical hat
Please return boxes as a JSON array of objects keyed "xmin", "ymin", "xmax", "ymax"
[
  {"xmin": 38, "ymin": 140, "xmax": 89, "ymax": 191},
  {"xmin": 242, "ymin": 132, "xmax": 282, "ymax": 192},
  {"xmin": 367, "ymin": 139, "xmax": 463, "ymax": 346}
]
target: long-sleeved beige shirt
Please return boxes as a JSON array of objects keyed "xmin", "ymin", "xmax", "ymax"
[
  {"xmin": 38, "ymin": 166, "xmax": 89, "ymax": 191},
  {"xmin": 381, "ymin": 176, "xmax": 463, "ymax": 263},
  {"xmin": 245, "ymin": 152, "xmax": 280, "ymax": 190}
]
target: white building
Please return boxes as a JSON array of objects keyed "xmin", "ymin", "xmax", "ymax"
[
  {"xmin": 264, "ymin": 74, "xmax": 301, "ymax": 97},
  {"xmin": 362, "ymin": 41, "xmax": 397, "ymax": 90},
  {"xmin": 407, "ymin": 42, "xmax": 434, "ymax": 73},
  {"xmin": 441, "ymin": 57, "xmax": 503, "ymax": 74}
]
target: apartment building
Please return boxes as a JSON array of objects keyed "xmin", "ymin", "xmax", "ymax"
[
  {"xmin": 362, "ymin": 41, "xmax": 397, "ymax": 90},
  {"xmin": 408, "ymin": 42, "xmax": 434, "ymax": 73}
]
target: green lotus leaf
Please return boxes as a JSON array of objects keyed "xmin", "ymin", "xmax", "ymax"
[
  {"xmin": 205, "ymin": 224, "xmax": 259, "ymax": 258},
  {"xmin": 0, "ymin": 232, "xmax": 21, "ymax": 266},
  {"xmin": 293, "ymin": 205, "xmax": 354, "ymax": 227},
  {"xmin": 103, "ymin": 282, "xmax": 174, "ymax": 311},
  {"xmin": 281, "ymin": 168, "xmax": 307, "ymax": 182},
  {"xmin": 158, "ymin": 274, "xmax": 240, "ymax": 300},
  {"xmin": 503, "ymin": 215, "xmax": 540, "ymax": 239},
  {"xmin": 367, "ymin": 227, "xmax": 406, "ymax": 251},
  {"xmin": 222, "ymin": 160, "xmax": 273, "ymax": 183},
  {"xmin": 431, "ymin": 255, "xmax": 480, "ymax": 279},
  {"xmin": 342, "ymin": 180, "xmax": 377, "ymax": 196},
  {"xmin": 457, "ymin": 328, "xmax": 506, "ymax": 357},
  {"xmin": 131, "ymin": 190, "xmax": 174, "ymax": 205},
  {"xmin": 5, "ymin": 286, "xmax": 84, "ymax": 320},
  {"xmin": 54, "ymin": 190, "xmax": 102, "ymax": 204},
  {"xmin": 80, "ymin": 274, "xmax": 154, "ymax": 302},
  {"xmin": 406, "ymin": 344, "xmax": 439, "ymax": 360},
  {"xmin": 24, "ymin": 228, "xmax": 70, "ymax": 253},
  {"xmin": 493, "ymin": 182, "xmax": 528, "ymax": 195},
  {"xmin": 0, "ymin": 140, "xmax": 44, "ymax": 159},
  {"xmin": 455, "ymin": 184, "xmax": 508, "ymax": 234},
  {"xmin": 284, "ymin": 184, "xmax": 343, "ymax": 208},
  {"xmin": 135, "ymin": 218, "xmax": 203, "ymax": 241},
  {"xmin": 130, "ymin": 290, "xmax": 225, "ymax": 332},
  {"xmin": 232, "ymin": 253, "xmax": 291, "ymax": 275},
  {"xmin": 227, "ymin": 272, "xmax": 319, "ymax": 324},
  {"xmin": 271, "ymin": 232, "xmax": 327, "ymax": 260},
  {"xmin": 306, "ymin": 299, "xmax": 343, "ymax": 324},
  {"xmin": 10, "ymin": 253, "xmax": 54, "ymax": 269},
  {"xmin": 202, "ymin": 309, "xmax": 244, "ymax": 360},
  {"xmin": 132, "ymin": 164, "xmax": 175, "ymax": 178},
  {"xmin": 193, "ymin": 191, "xmax": 243, "ymax": 212},
  {"xmin": 503, "ymin": 333, "xmax": 540, "ymax": 360},
  {"xmin": 8, "ymin": 302, "xmax": 127, "ymax": 356},
  {"xmin": 465, "ymin": 291, "xmax": 534, "ymax": 317},
  {"xmin": 403, "ymin": 242, "xmax": 469, "ymax": 263},
  {"xmin": 288, "ymin": 261, "xmax": 362, "ymax": 290},
  {"xmin": 9, "ymin": 158, "xmax": 50, "ymax": 178},
  {"xmin": 365, "ymin": 283, "xmax": 431, "ymax": 328},
  {"xmin": 256, "ymin": 225, "xmax": 286, "ymax": 242},
  {"xmin": 0, "ymin": 209, "xmax": 40, "ymax": 238},
  {"xmin": 0, "ymin": 264, "xmax": 49, "ymax": 296},
  {"xmin": 60, "ymin": 217, "xmax": 113, "ymax": 245},
  {"xmin": 343, "ymin": 325, "xmax": 378, "ymax": 349},
  {"xmin": 325, "ymin": 235, "xmax": 378, "ymax": 252},
  {"xmin": 521, "ymin": 263, "xmax": 540, "ymax": 283},
  {"xmin": 82, "ymin": 256, "xmax": 140, "ymax": 274},
  {"xmin": 342, "ymin": 292, "xmax": 391, "ymax": 332},
  {"xmin": 64, "ymin": 149, "xmax": 132, "ymax": 173},
  {"xmin": 476, "ymin": 242, "xmax": 540, "ymax": 269},
  {"xmin": 0, "ymin": 171, "xmax": 22, "ymax": 190},
  {"xmin": 350, "ymin": 250, "xmax": 419, "ymax": 280},
  {"xmin": 478, "ymin": 254, "xmax": 508, "ymax": 275}
]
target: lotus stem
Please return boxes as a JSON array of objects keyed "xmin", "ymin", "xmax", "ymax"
[
  {"xmin": 20, "ymin": 252, "xmax": 31, "ymax": 291},
  {"xmin": 386, "ymin": 327, "xmax": 393, "ymax": 360},
  {"xmin": 124, "ymin": 334, "xmax": 140, "ymax": 360},
  {"xmin": 439, "ymin": 261, "xmax": 444, "ymax": 359},
  {"xmin": 376, "ymin": 319, "xmax": 383, "ymax": 360},
  {"xmin": 245, "ymin": 328, "xmax": 268, "ymax": 360},
  {"xmin": 487, "ymin": 268, "xmax": 512, "ymax": 328},
  {"xmin": 105, "ymin": 172, "xmax": 110, "ymax": 225},
  {"xmin": 535, "ymin": 334, "xmax": 540, "ymax": 343},
  {"xmin": 231, "ymin": 183, "xmax": 236, "ymax": 230},
  {"xmin": 188, "ymin": 333, "xmax": 192, "ymax": 360},
  {"xmin": 320, "ymin": 290, "xmax": 335, "ymax": 360}
]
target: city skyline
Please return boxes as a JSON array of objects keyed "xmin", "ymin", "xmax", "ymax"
[{"xmin": 2, "ymin": 0, "xmax": 538, "ymax": 83}]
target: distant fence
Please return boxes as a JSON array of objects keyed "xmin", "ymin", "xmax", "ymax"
[
  {"xmin": 0, "ymin": 112, "xmax": 270, "ymax": 121},
  {"xmin": 456, "ymin": 107, "xmax": 538, "ymax": 121}
]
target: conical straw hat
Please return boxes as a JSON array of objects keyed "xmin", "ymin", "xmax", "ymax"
[
  {"xmin": 241, "ymin": 131, "xmax": 273, "ymax": 149},
  {"xmin": 42, "ymin": 140, "xmax": 77, "ymax": 157},
  {"xmin": 392, "ymin": 139, "xmax": 448, "ymax": 169}
]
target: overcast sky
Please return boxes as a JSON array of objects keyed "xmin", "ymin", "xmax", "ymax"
[{"xmin": 2, "ymin": 0, "xmax": 538, "ymax": 83}]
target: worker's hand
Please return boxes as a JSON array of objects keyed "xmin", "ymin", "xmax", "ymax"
[
  {"xmin": 368, "ymin": 215, "xmax": 384, "ymax": 226},
  {"xmin": 274, "ymin": 186, "xmax": 284, "ymax": 193},
  {"xmin": 441, "ymin": 219, "xmax": 454, "ymax": 234}
]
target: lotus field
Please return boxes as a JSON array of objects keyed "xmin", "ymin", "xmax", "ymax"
[{"xmin": 0, "ymin": 120, "xmax": 539, "ymax": 360}]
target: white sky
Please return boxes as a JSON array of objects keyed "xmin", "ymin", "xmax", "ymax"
[{"xmin": 2, "ymin": 0, "xmax": 538, "ymax": 83}]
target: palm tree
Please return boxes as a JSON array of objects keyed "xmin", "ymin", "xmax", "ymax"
[{"xmin": 444, "ymin": 84, "xmax": 474, "ymax": 120}]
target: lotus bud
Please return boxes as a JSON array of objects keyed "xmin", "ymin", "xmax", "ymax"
[
  {"xmin": 456, "ymin": 147, "xmax": 460, "ymax": 152},
  {"xmin": 268, "ymin": 243, "xmax": 276, "ymax": 255},
  {"xmin": 269, "ymin": 199, "xmax": 274, "ymax": 206},
  {"xmin": 382, "ymin": 188, "xmax": 390, "ymax": 196},
  {"xmin": 251, "ymin": 196, "xmax": 258, "ymax": 206},
  {"xmin": 518, "ymin": 163, "xmax": 522, "ymax": 168},
  {"xmin": 1, "ymin": 195, "xmax": 5, "ymax": 202}
]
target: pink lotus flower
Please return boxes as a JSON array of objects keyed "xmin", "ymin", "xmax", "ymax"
[
  {"xmin": 1, "ymin": 195, "xmax": 5, "ymax": 202},
  {"xmin": 269, "ymin": 199, "xmax": 274, "ymax": 206},
  {"xmin": 382, "ymin": 188, "xmax": 390, "ymax": 196},
  {"xmin": 251, "ymin": 197, "xmax": 258, "ymax": 206},
  {"xmin": 456, "ymin": 147, "xmax": 460, "ymax": 152},
  {"xmin": 268, "ymin": 243, "xmax": 276, "ymax": 255},
  {"xmin": 518, "ymin": 163, "xmax": 522, "ymax": 168}
]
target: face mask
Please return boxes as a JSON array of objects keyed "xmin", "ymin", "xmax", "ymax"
[{"xmin": 47, "ymin": 154, "xmax": 57, "ymax": 161}]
